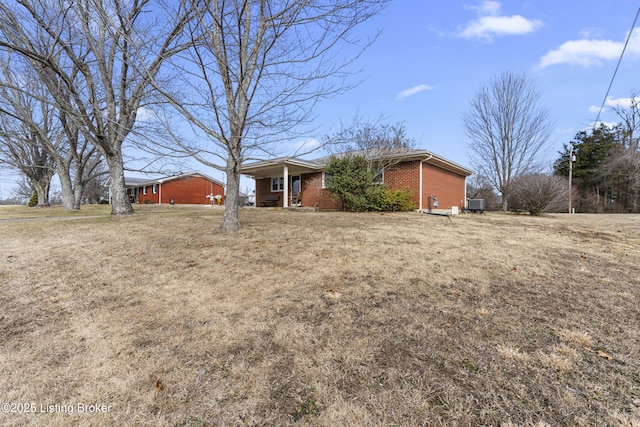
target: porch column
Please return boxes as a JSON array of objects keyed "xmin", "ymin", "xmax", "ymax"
[{"xmin": 283, "ymin": 164, "xmax": 289, "ymax": 208}]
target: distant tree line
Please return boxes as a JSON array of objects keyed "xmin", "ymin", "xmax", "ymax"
[
  {"xmin": 465, "ymin": 70, "xmax": 640, "ymax": 215},
  {"xmin": 554, "ymin": 116, "xmax": 640, "ymax": 213}
]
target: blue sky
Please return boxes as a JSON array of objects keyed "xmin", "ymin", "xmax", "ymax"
[
  {"xmin": 307, "ymin": 0, "xmax": 640, "ymax": 169},
  {"xmin": 1, "ymin": 0, "xmax": 639, "ymax": 198}
]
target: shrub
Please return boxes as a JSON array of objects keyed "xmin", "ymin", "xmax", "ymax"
[
  {"xmin": 376, "ymin": 188, "xmax": 416, "ymax": 211},
  {"xmin": 28, "ymin": 193, "xmax": 38, "ymax": 207},
  {"xmin": 324, "ymin": 156, "xmax": 416, "ymax": 212},
  {"xmin": 325, "ymin": 156, "xmax": 376, "ymax": 212},
  {"xmin": 508, "ymin": 174, "xmax": 568, "ymax": 215},
  {"xmin": 144, "ymin": 199, "xmax": 153, "ymax": 204}
]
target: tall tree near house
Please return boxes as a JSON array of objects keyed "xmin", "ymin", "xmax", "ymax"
[
  {"xmin": 154, "ymin": 0, "xmax": 389, "ymax": 231},
  {"xmin": 0, "ymin": 0, "xmax": 195, "ymax": 215},
  {"xmin": 463, "ymin": 71, "xmax": 552, "ymax": 211}
]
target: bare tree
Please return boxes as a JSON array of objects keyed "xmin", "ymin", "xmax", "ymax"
[
  {"xmin": 0, "ymin": 122, "xmax": 55, "ymax": 206},
  {"xmin": 0, "ymin": 61, "xmax": 55, "ymax": 207},
  {"xmin": 0, "ymin": 53, "xmax": 104, "ymax": 210},
  {"xmin": 466, "ymin": 174, "xmax": 499, "ymax": 210},
  {"xmin": 0, "ymin": 0, "xmax": 194, "ymax": 215},
  {"xmin": 328, "ymin": 117, "xmax": 416, "ymax": 175},
  {"xmin": 463, "ymin": 71, "xmax": 552, "ymax": 210},
  {"xmin": 153, "ymin": 0, "xmax": 389, "ymax": 231},
  {"xmin": 610, "ymin": 93, "xmax": 640, "ymax": 211}
]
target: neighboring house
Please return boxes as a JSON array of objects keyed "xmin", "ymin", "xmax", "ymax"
[
  {"xmin": 123, "ymin": 171, "xmax": 225, "ymax": 205},
  {"xmin": 240, "ymin": 149, "xmax": 473, "ymax": 211}
]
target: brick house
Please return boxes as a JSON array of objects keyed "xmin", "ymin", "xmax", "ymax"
[
  {"xmin": 124, "ymin": 171, "xmax": 225, "ymax": 205},
  {"xmin": 240, "ymin": 149, "xmax": 473, "ymax": 211}
]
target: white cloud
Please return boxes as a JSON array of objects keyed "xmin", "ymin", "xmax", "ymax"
[
  {"xmin": 459, "ymin": 1, "xmax": 542, "ymax": 42},
  {"xmin": 136, "ymin": 106, "xmax": 158, "ymax": 122},
  {"xmin": 539, "ymin": 29, "xmax": 640, "ymax": 68},
  {"xmin": 464, "ymin": 0, "xmax": 501, "ymax": 15},
  {"xmin": 605, "ymin": 96, "xmax": 635, "ymax": 109},
  {"xmin": 588, "ymin": 105, "xmax": 603, "ymax": 114},
  {"xmin": 294, "ymin": 137, "xmax": 321, "ymax": 151},
  {"xmin": 588, "ymin": 96, "xmax": 633, "ymax": 117},
  {"xmin": 396, "ymin": 84, "xmax": 434, "ymax": 100}
]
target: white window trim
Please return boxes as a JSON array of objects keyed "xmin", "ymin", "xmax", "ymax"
[
  {"xmin": 152, "ymin": 184, "xmax": 158, "ymax": 194},
  {"xmin": 142, "ymin": 186, "xmax": 147, "ymax": 195},
  {"xmin": 321, "ymin": 171, "xmax": 328, "ymax": 189},
  {"xmin": 271, "ymin": 177, "xmax": 284, "ymax": 192}
]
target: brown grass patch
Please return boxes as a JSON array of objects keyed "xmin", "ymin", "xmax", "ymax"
[{"xmin": 1, "ymin": 207, "xmax": 639, "ymax": 426}]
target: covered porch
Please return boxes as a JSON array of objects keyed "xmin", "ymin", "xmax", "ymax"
[{"xmin": 240, "ymin": 158, "xmax": 324, "ymax": 208}]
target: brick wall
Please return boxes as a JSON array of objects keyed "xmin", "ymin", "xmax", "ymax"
[
  {"xmin": 253, "ymin": 162, "xmax": 466, "ymax": 210},
  {"xmin": 255, "ymin": 178, "xmax": 283, "ymax": 207},
  {"xmin": 300, "ymin": 173, "xmax": 337, "ymax": 210},
  {"xmin": 135, "ymin": 176, "xmax": 224, "ymax": 205},
  {"xmin": 422, "ymin": 163, "xmax": 466, "ymax": 209},
  {"xmin": 383, "ymin": 161, "xmax": 421, "ymax": 206},
  {"xmin": 255, "ymin": 173, "xmax": 338, "ymax": 209},
  {"xmin": 132, "ymin": 186, "xmax": 160, "ymax": 204}
]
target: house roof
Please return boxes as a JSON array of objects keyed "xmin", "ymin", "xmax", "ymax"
[
  {"xmin": 123, "ymin": 171, "xmax": 225, "ymax": 188},
  {"xmin": 239, "ymin": 157, "xmax": 325, "ymax": 178},
  {"xmin": 240, "ymin": 148, "xmax": 473, "ymax": 178}
]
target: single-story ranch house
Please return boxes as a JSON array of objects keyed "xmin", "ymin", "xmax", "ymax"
[
  {"xmin": 124, "ymin": 171, "xmax": 225, "ymax": 205},
  {"xmin": 240, "ymin": 149, "xmax": 473, "ymax": 211}
]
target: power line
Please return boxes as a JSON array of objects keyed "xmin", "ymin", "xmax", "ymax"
[{"xmin": 593, "ymin": 6, "xmax": 640, "ymax": 127}]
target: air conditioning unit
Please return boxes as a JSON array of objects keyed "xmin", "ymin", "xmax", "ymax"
[{"xmin": 467, "ymin": 199, "xmax": 485, "ymax": 213}]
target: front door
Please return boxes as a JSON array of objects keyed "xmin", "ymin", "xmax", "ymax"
[{"xmin": 290, "ymin": 175, "xmax": 301, "ymax": 206}]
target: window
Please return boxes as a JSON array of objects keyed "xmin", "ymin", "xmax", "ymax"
[
  {"xmin": 373, "ymin": 168, "xmax": 384, "ymax": 185},
  {"xmin": 142, "ymin": 186, "xmax": 147, "ymax": 195},
  {"xmin": 321, "ymin": 172, "xmax": 330, "ymax": 189},
  {"xmin": 152, "ymin": 184, "xmax": 158, "ymax": 194},
  {"xmin": 271, "ymin": 177, "xmax": 284, "ymax": 192}
]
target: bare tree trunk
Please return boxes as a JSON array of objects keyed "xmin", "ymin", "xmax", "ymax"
[
  {"xmin": 73, "ymin": 174, "xmax": 85, "ymax": 210},
  {"xmin": 57, "ymin": 163, "xmax": 77, "ymax": 211},
  {"xmin": 105, "ymin": 154, "xmax": 134, "ymax": 216},
  {"xmin": 221, "ymin": 155, "xmax": 241, "ymax": 231},
  {"xmin": 31, "ymin": 174, "xmax": 51, "ymax": 207}
]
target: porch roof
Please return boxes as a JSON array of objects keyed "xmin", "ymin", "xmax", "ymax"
[{"xmin": 239, "ymin": 157, "xmax": 323, "ymax": 179}]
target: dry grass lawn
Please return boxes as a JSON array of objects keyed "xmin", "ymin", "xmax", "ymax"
[{"xmin": 1, "ymin": 205, "xmax": 639, "ymax": 426}]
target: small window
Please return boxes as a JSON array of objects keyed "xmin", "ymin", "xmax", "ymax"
[
  {"xmin": 373, "ymin": 169, "xmax": 384, "ymax": 185},
  {"xmin": 152, "ymin": 184, "xmax": 158, "ymax": 194},
  {"xmin": 321, "ymin": 172, "xmax": 329, "ymax": 189},
  {"xmin": 142, "ymin": 186, "xmax": 147, "ymax": 195},
  {"xmin": 271, "ymin": 177, "xmax": 284, "ymax": 192}
]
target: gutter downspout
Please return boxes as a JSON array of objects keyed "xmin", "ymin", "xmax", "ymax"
[{"xmin": 419, "ymin": 154, "xmax": 433, "ymax": 211}]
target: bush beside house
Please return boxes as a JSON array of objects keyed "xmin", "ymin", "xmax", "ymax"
[{"xmin": 325, "ymin": 156, "xmax": 416, "ymax": 212}]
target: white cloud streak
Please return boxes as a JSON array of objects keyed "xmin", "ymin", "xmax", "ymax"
[
  {"xmin": 459, "ymin": 1, "xmax": 542, "ymax": 42},
  {"xmin": 396, "ymin": 84, "xmax": 434, "ymax": 100},
  {"xmin": 539, "ymin": 29, "xmax": 640, "ymax": 68}
]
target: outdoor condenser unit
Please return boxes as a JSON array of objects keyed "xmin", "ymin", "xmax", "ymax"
[{"xmin": 467, "ymin": 199, "xmax": 485, "ymax": 212}]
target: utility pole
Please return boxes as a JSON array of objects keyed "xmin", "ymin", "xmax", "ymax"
[{"xmin": 568, "ymin": 146, "xmax": 576, "ymax": 214}]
